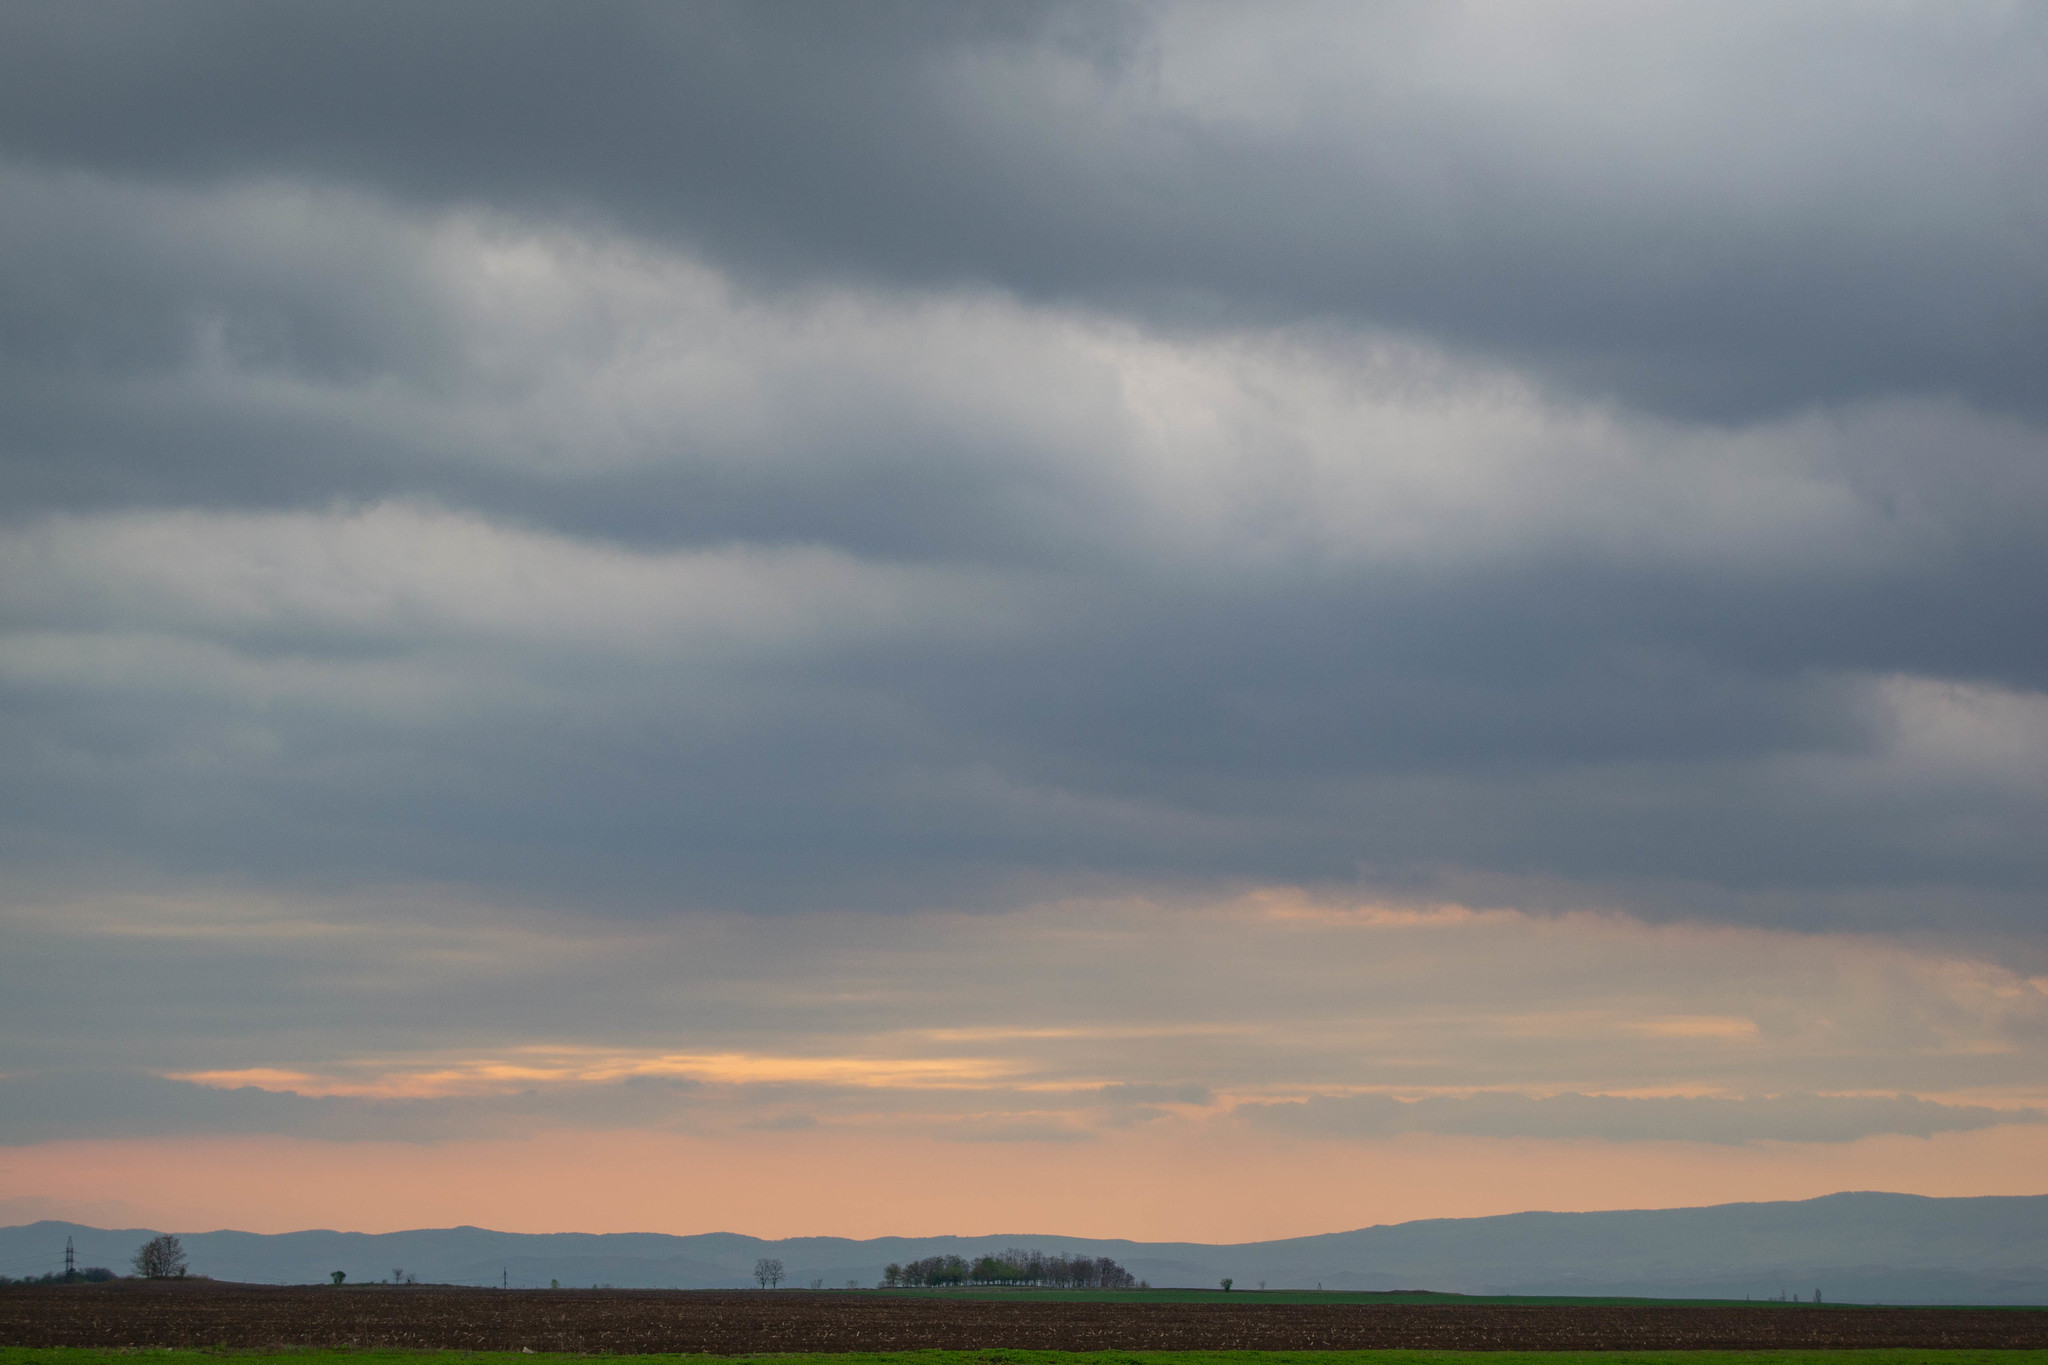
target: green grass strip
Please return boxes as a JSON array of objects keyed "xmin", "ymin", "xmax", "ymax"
[{"xmin": 10, "ymin": 1351, "xmax": 2048, "ymax": 1365}]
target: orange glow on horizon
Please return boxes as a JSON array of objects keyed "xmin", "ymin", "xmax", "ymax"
[{"xmin": 6, "ymin": 1124, "xmax": 2047, "ymax": 1242}]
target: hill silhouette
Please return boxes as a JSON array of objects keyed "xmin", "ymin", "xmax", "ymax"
[{"xmin": 4, "ymin": 1191, "xmax": 2044, "ymax": 1301}]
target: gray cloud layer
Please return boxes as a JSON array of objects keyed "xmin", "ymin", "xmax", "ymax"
[
  {"xmin": 4, "ymin": 1072, "xmax": 2028, "ymax": 1148},
  {"xmin": 4, "ymin": 2, "xmax": 2043, "ymax": 420},
  {"xmin": 8, "ymin": 892, "xmax": 2045, "ymax": 1149},
  {"xmin": 0, "ymin": 0, "xmax": 2044, "ymax": 1034},
  {"xmin": 1238, "ymin": 1091, "xmax": 2046, "ymax": 1146},
  {"xmin": 0, "ymin": 1071, "xmax": 709, "ymax": 1146}
]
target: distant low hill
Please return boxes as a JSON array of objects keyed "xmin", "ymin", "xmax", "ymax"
[{"xmin": 5, "ymin": 1191, "xmax": 2045, "ymax": 1302}]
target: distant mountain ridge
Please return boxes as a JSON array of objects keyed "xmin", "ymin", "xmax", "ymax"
[{"xmin": 5, "ymin": 1191, "xmax": 2045, "ymax": 1303}]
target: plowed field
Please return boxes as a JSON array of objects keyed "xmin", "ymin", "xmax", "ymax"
[{"xmin": 5, "ymin": 1282, "xmax": 2046, "ymax": 1353}]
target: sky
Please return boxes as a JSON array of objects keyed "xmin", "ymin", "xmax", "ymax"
[{"xmin": 2, "ymin": 0, "xmax": 2047, "ymax": 1243}]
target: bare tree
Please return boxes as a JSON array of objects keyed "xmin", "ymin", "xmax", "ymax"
[
  {"xmin": 132, "ymin": 1235, "xmax": 188, "ymax": 1279},
  {"xmin": 753, "ymin": 1257, "xmax": 785, "ymax": 1288}
]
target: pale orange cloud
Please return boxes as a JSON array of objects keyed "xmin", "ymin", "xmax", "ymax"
[{"xmin": 169, "ymin": 1049, "xmax": 1022, "ymax": 1099}]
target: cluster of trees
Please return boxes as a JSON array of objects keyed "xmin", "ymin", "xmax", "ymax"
[
  {"xmin": 1, "ymin": 1236, "xmax": 183, "ymax": 1286},
  {"xmin": 882, "ymin": 1249, "xmax": 1139, "ymax": 1289},
  {"xmin": 753, "ymin": 1257, "xmax": 786, "ymax": 1288}
]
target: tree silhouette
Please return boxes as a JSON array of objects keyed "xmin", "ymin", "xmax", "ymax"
[{"xmin": 132, "ymin": 1235, "xmax": 187, "ymax": 1279}]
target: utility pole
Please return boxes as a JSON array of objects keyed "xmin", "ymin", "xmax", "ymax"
[{"xmin": 64, "ymin": 1237, "xmax": 75, "ymax": 1279}]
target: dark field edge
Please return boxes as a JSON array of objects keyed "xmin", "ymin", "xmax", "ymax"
[
  {"xmin": 10, "ymin": 1351, "xmax": 2048, "ymax": 1365},
  {"xmin": 15, "ymin": 1290, "xmax": 2043, "ymax": 1310},
  {"xmin": 879, "ymin": 1293, "xmax": 2048, "ymax": 1310}
]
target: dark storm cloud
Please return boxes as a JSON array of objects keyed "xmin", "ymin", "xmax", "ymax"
[{"xmin": 1, "ymin": 1, "xmax": 2044, "ymax": 420}]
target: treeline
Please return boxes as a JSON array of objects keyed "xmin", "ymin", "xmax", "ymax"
[
  {"xmin": 0, "ymin": 1269, "xmax": 117, "ymax": 1286},
  {"xmin": 882, "ymin": 1249, "xmax": 1140, "ymax": 1289}
]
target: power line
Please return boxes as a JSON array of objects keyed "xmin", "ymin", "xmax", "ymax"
[{"xmin": 0, "ymin": 1254, "xmax": 70, "ymax": 1274}]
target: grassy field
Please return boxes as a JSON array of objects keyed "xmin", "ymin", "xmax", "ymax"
[{"xmin": 10, "ymin": 1350, "xmax": 2048, "ymax": 1365}]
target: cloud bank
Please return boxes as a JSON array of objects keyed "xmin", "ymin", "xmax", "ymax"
[{"xmin": 1, "ymin": 0, "xmax": 2045, "ymax": 1228}]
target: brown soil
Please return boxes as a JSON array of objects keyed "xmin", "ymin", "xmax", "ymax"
[{"xmin": 4, "ymin": 1281, "xmax": 2047, "ymax": 1353}]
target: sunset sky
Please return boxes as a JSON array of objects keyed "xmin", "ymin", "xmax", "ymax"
[{"xmin": 3, "ymin": 1, "xmax": 2047, "ymax": 1242}]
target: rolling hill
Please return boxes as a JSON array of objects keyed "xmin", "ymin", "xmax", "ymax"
[{"xmin": 5, "ymin": 1191, "xmax": 2044, "ymax": 1302}]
